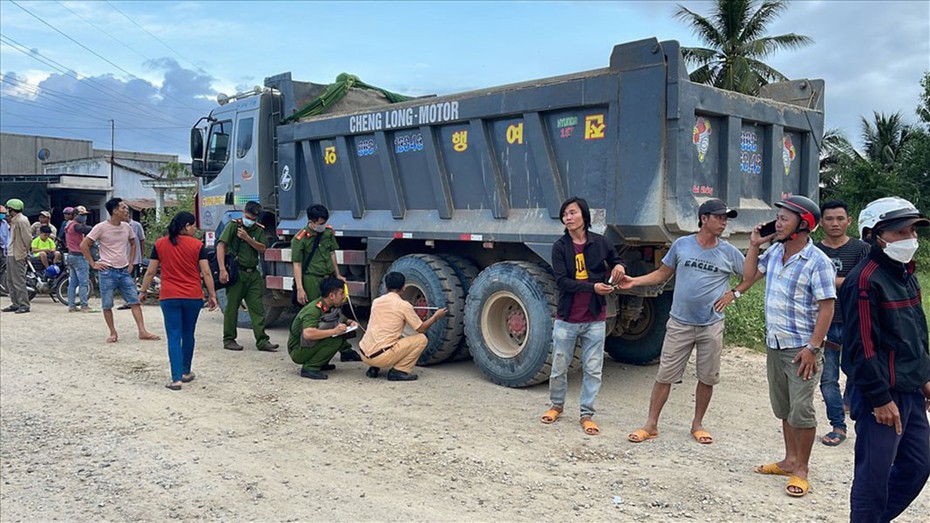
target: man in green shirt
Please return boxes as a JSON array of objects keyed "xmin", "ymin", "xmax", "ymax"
[
  {"xmin": 291, "ymin": 204, "xmax": 360, "ymax": 363},
  {"xmin": 288, "ymin": 277, "xmax": 359, "ymax": 380},
  {"xmin": 218, "ymin": 201, "xmax": 279, "ymax": 352}
]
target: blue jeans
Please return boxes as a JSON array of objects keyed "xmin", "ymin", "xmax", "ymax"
[
  {"xmin": 160, "ymin": 299, "xmax": 203, "ymax": 382},
  {"xmin": 548, "ymin": 319, "xmax": 606, "ymax": 418},
  {"xmin": 98, "ymin": 267, "xmax": 139, "ymax": 310},
  {"xmin": 820, "ymin": 322, "xmax": 847, "ymax": 431},
  {"xmin": 67, "ymin": 254, "xmax": 90, "ymax": 308}
]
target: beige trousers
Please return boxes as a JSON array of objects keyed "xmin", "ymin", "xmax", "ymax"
[{"xmin": 362, "ymin": 333, "xmax": 428, "ymax": 373}]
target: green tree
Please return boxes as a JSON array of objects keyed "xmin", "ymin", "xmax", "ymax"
[
  {"xmin": 918, "ymin": 71, "xmax": 930, "ymax": 125},
  {"xmin": 860, "ymin": 111, "xmax": 911, "ymax": 168},
  {"xmin": 675, "ymin": 0, "xmax": 813, "ymax": 95},
  {"xmin": 141, "ymin": 162, "xmax": 196, "ymax": 241}
]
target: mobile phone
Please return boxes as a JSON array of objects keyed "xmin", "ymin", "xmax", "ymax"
[{"xmin": 759, "ymin": 220, "xmax": 777, "ymax": 237}]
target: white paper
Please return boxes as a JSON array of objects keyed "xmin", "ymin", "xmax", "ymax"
[{"xmin": 331, "ymin": 325, "xmax": 358, "ymax": 337}]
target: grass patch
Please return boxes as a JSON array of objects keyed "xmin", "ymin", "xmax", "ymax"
[
  {"xmin": 724, "ymin": 276, "xmax": 767, "ymax": 352},
  {"xmin": 727, "ymin": 272, "xmax": 930, "ymax": 352}
]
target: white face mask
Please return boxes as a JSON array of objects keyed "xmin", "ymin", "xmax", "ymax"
[
  {"xmin": 882, "ymin": 238, "xmax": 919, "ymax": 264},
  {"xmin": 312, "ymin": 224, "xmax": 326, "ymax": 233}
]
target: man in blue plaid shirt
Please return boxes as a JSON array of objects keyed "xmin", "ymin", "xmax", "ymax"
[{"xmin": 743, "ymin": 196, "xmax": 837, "ymax": 498}]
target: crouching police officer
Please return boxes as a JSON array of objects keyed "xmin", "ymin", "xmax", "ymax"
[{"xmin": 287, "ymin": 277, "xmax": 359, "ymax": 380}]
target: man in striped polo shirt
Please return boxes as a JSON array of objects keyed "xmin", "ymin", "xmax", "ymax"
[{"xmin": 743, "ymin": 195, "xmax": 837, "ymax": 498}]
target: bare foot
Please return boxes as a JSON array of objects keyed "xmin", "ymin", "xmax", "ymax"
[
  {"xmin": 139, "ymin": 332, "xmax": 160, "ymax": 341},
  {"xmin": 106, "ymin": 334, "xmax": 118, "ymax": 343}
]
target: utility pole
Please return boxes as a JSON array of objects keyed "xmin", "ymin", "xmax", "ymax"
[{"xmin": 109, "ymin": 119, "xmax": 115, "ymax": 190}]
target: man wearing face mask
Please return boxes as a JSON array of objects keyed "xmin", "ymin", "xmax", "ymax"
[
  {"xmin": 65, "ymin": 206, "xmax": 95, "ymax": 312},
  {"xmin": 842, "ymin": 197, "xmax": 930, "ymax": 523},
  {"xmin": 290, "ymin": 203, "xmax": 359, "ymax": 364},
  {"xmin": 218, "ymin": 200, "xmax": 279, "ymax": 352}
]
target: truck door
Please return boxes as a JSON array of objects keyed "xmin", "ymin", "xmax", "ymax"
[{"xmin": 231, "ymin": 106, "xmax": 260, "ymax": 209}]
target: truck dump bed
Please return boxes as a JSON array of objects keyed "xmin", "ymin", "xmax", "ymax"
[{"xmin": 269, "ymin": 37, "xmax": 824, "ymax": 253}]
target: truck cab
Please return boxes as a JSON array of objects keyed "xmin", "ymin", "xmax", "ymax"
[{"xmin": 190, "ymin": 88, "xmax": 281, "ymax": 247}]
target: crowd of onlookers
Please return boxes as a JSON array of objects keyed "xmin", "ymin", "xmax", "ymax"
[{"xmin": 2, "ymin": 193, "xmax": 927, "ymax": 520}]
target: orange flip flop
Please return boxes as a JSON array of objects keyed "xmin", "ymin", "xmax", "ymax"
[
  {"xmin": 580, "ymin": 417, "xmax": 599, "ymax": 436},
  {"xmin": 691, "ymin": 430, "xmax": 714, "ymax": 444},
  {"xmin": 541, "ymin": 407, "xmax": 562, "ymax": 424},
  {"xmin": 754, "ymin": 463, "xmax": 791, "ymax": 476},
  {"xmin": 786, "ymin": 475, "xmax": 810, "ymax": 497},
  {"xmin": 627, "ymin": 429, "xmax": 659, "ymax": 443}
]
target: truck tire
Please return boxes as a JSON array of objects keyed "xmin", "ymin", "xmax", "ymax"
[
  {"xmin": 438, "ymin": 254, "xmax": 479, "ymax": 362},
  {"xmin": 216, "ymin": 289, "xmax": 286, "ymax": 329},
  {"xmin": 605, "ymin": 292, "xmax": 672, "ymax": 366},
  {"xmin": 383, "ymin": 254, "xmax": 464, "ymax": 365},
  {"xmin": 465, "ymin": 261, "xmax": 578, "ymax": 387}
]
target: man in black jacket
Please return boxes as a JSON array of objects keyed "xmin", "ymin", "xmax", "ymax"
[
  {"xmin": 540, "ymin": 197, "xmax": 625, "ymax": 436},
  {"xmin": 842, "ymin": 196, "xmax": 930, "ymax": 523}
]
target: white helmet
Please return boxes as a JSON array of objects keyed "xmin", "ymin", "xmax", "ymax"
[{"xmin": 858, "ymin": 197, "xmax": 929, "ymax": 238}]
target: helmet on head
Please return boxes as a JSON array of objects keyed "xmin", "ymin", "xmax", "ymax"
[
  {"xmin": 45, "ymin": 265, "xmax": 61, "ymax": 279},
  {"xmin": 858, "ymin": 197, "xmax": 930, "ymax": 239},
  {"xmin": 774, "ymin": 195, "xmax": 821, "ymax": 233},
  {"xmin": 5, "ymin": 198, "xmax": 24, "ymax": 212},
  {"xmin": 63, "ymin": 206, "xmax": 75, "ymax": 215}
]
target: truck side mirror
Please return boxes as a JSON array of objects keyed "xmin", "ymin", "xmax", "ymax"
[
  {"xmin": 190, "ymin": 128, "xmax": 204, "ymax": 159},
  {"xmin": 191, "ymin": 159, "xmax": 205, "ymax": 176}
]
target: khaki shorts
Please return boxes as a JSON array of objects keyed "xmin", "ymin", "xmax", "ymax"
[
  {"xmin": 766, "ymin": 347, "xmax": 823, "ymax": 428},
  {"xmin": 655, "ymin": 318, "xmax": 724, "ymax": 386}
]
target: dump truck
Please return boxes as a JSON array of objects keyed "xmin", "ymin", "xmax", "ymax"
[{"xmin": 189, "ymin": 37, "xmax": 825, "ymax": 387}]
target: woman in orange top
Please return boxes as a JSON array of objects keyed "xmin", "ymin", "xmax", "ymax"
[{"xmin": 140, "ymin": 212, "xmax": 218, "ymax": 390}]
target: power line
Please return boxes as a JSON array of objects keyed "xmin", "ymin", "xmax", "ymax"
[
  {"xmin": 9, "ymin": 0, "xmax": 205, "ymax": 113},
  {"xmin": 104, "ymin": 0, "xmax": 207, "ymax": 75},
  {"xmin": 0, "ymin": 34, "xmax": 194, "ymax": 127},
  {"xmin": 53, "ymin": 0, "xmax": 150, "ymax": 63}
]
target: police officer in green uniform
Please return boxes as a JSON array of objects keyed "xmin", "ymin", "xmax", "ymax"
[
  {"xmin": 291, "ymin": 204, "xmax": 360, "ymax": 362},
  {"xmin": 218, "ymin": 201, "xmax": 279, "ymax": 352},
  {"xmin": 288, "ymin": 277, "xmax": 359, "ymax": 380}
]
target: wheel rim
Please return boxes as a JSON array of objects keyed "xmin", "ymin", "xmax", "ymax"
[
  {"xmin": 620, "ymin": 297, "xmax": 655, "ymax": 341},
  {"xmin": 401, "ymin": 284, "xmax": 430, "ymax": 321},
  {"xmin": 481, "ymin": 290, "xmax": 529, "ymax": 358}
]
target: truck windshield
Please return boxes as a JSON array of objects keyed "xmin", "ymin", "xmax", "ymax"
[{"xmin": 204, "ymin": 120, "xmax": 232, "ymax": 182}]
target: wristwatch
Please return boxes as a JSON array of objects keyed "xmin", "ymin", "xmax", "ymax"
[
  {"xmin": 806, "ymin": 343, "xmax": 823, "ymax": 356},
  {"xmin": 731, "ymin": 289, "xmax": 742, "ymax": 299}
]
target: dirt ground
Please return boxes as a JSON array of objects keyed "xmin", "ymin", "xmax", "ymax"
[{"xmin": 1, "ymin": 296, "xmax": 928, "ymax": 522}]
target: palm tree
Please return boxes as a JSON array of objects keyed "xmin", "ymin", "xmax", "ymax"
[
  {"xmin": 861, "ymin": 111, "xmax": 910, "ymax": 168},
  {"xmin": 675, "ymin": 0, "xmax": 813, "ymax": 95}
]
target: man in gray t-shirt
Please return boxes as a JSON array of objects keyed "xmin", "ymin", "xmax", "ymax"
[{"xmin": 619, "ymin": 199, "xmax": 747, "ymax": 445}]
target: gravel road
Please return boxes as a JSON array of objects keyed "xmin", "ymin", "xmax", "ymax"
[{"xmin": 1, "ymin": 297, "xmax": 927, "ymax": 522}]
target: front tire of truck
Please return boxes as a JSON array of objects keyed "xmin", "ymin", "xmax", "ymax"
[
  {"xmin": 465, "ymin": 261, "xmax": 575, "ymax": 388},
  {"xmin": 383, "ymin": 254, "xmax": 464, "ymax": 365},
  {"xmin": 605, "ymin": 292, "xmax": 672, "ymax": 366}
]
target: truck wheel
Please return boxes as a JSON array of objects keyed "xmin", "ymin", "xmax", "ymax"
[
  {"xmin": 605, "ymin": 293, "xmax": 672, "ymax": 365},
  {"xmin": 383, "ymin": 254, "xmax": 464, "ymax": 365},
  {"xmin": 438, "ymin": 254, "xmax": 479, "ymax": 362},
  {"xmin": 216, "ymin": 289, "xmax": 286, "ymax": 329},
  {"xmin": 465, "ymin": 261, "xmax": 575, "ymax": 387}
]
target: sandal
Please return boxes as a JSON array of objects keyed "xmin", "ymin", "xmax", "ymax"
[
  {"xmin": 691, "ymin": 429, "xmax": 714, "ymax": 444},
  {"xmin": 181, "ymin": 373, "xmax": 196, "ymax": 383},
  {"xmin": 165, "ymin": 382, "xmax": 182, "ymax": 391},
  {"xmin": 785, "ymin": 475, "xmax": 810, "ymax": 497},
  {"xmin": 821, "ymin": 431, "xmax": 847, "ymax": 446},
  {"xmin": 754, "ymin": 463, "xmax": 791, "ymax": 476},
  {"xmin": 628, "ymin": 428, "xmax": 659, "ymax": 443},
  {"xmin": 541, "ymin": 407, "xmax": 563, "ymax": 424},
  {"xmin": 580, "ymin": 417, "xmax": 599, "ymax": 436}
]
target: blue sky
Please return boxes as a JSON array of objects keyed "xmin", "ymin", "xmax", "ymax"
[{"xmin": 1, "ymin": 1, "xmax": 928, "ymax": 162}]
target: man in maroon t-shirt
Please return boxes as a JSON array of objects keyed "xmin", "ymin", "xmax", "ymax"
[{"xmin": 540, "ymin": 197, "xmax": 625, "ymax": 436}]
